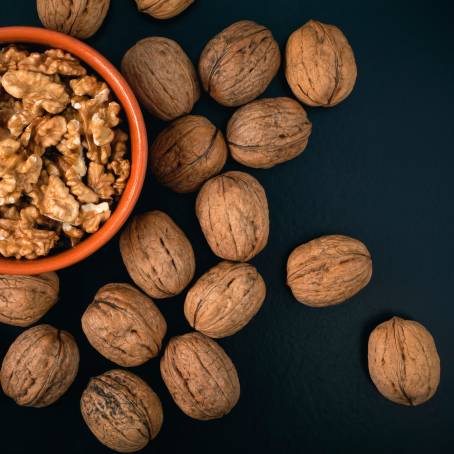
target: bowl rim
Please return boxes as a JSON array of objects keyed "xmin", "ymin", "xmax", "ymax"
[{"xmin": 0, "ymin": 26, "xmax": 147, "ymax": 275}]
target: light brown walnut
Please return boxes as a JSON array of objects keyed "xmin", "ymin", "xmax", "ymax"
[
  {"xmin": 18, "ymin": 49, "xmax": 86, "ymax": 76},
  {"xmin": 136, "ymin": 0, "xmax": 194, "ymax": 19}
]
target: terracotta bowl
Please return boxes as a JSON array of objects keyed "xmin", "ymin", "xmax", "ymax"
[{"xmin": 0, "ymin": 27, "xmax": 147, "ymax": 275}]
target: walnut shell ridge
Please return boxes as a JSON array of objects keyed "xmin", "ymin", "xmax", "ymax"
[
  {"xmin": 368, "ymin": 317, "xmax": 440, "ymax": 406},
  {"xmin": 160, "ymin": 332, "xmax": 240, "ymax": 420},
  {"xmin": 135, "ymin": 0, "xmax": 194, "ymax": 19}
]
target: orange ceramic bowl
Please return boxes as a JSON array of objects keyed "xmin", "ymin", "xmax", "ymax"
[{"xmin": 0, "ymin": 27, "xmax": 147, "ymax": 275}]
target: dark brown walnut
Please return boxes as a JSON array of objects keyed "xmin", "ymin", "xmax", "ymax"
[
  {"xmin": 135, "ymin": 0, "xmax": 194, "ymax": 19},
  {"xmin": 287, "ymin": 235, "xmax": 372, "ymax": 307},
  {"xmin": 196, "ymin": 171, "xmax": 269, "ymax": 262},
  {"xmin": 199, "ymin": 20, "xmax": 281, "ymax": 107},
  {"xmin": 81, "ymin": 369, "xmax": 163, "ymax": 453},
  {"xmin": 150, "ymin": 115, "xmax": 227, "ymax": 193},
  {"xmin": 227, "ymin": 97, "xmax": 312, "ymax": 169},
  {"xmin": 160, "ymin": 332, "xmax": 240, "ymax": 420},
  {"xmin": 0, "ymin": 272, "xmax": 59, "ymax": 327},
  {"xmin": 368, "ymin": 317, "xmax": 440, "ymax": 406},
  {"xmin": 285, "ymin": 20, "xmax": 357, "ymax": 107},
  {"xmin": 120, "ymin": 210, "xmax": 195, "ymax": 299},
  {"xmin": 82, "ymin": 283, "xmax": 167, "ymax": 367},
  {"xmin": 184, "ymin": 261, "xmax": 266, "ymax": 338},
  {"xmin": 0, "ymin": 324, "xmax": 79, "ymax": 407},
  {"xmin": 122, "ymin": 37, "xmax": 200, "ymax": 121}
]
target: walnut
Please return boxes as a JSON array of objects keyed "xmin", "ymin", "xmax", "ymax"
[
  {"xmin": 160, "ymin": 332, "xmax": 240, "ymax": 420},
  {"xmin": 120, "ymin": 211, "xmax": 195, "ymax": 299},
  {"xmin": 196, "ymin": 171, "xmax": 269, "ymax": 262},
  {"xmin": 82, "ymin": 283, "xmax": 167, "ymax": 367},
  {"xmin": 65, "ymin": 167, "xmax": 99, "ymax": 203},
  {"xmin": 122, "ymin": 37, "xmax": 200, "ymax": 121},
  {"xmin": 136, "ymin": 0, "xmax": 194, "ymax": 19},
  {"xmin": 368, "ymin": 317, "xmax": 440, "ymax": 406},
  {"xmin": 185, "ymin": 261, "xmax": 266, "ymax": 338},
  {"xmin": 0, "ymin": 46, "xmax": 29, "ymax": 74},
  {"xmin": 199, "ymin": 21, "xmax": 281, "ymax": 107},
  {"xmin": 0, "ymin": 324, "xmax": 79, "ymax": 407},
  {"xmin": 77, "ymin": 202, "xmax": 111, "ymax": 233},
  {"xmin": 0, "ymin": 272, "xmax": 59, "ymax": 327},
  {"xmin": 150, "ymin": 115, "xmax": 227, "ymax": 193},
  {"xmin": 18, "ymin": 49, "xmax": 86, "ymax": 76},
  {"xmin": 34, "ymin": 115, "xmax": 67, "ymax": 148},
  {"xmin": 62, "ymin": 222, "xmax": 83, "ymax": 246},
  {"xmin": 285, "ymin": 20, "xmax": 357, "ymax": 107},
  {"xmin": 227, "ymin": 97, "xmax": 312, "ymax": 168},
  {"xmin": 287, "ymin": 235, "xmax": 372, "ymax": 307},
  {"xmin": 37, "ymin": 0, "xmax": 111, "ymax": 39},
  {"xmin": 81, "ymin": 369, "xmax": 163, "ymax": 453},
  {"xmin": 87, "ymin": 161, "xmax": 115, "ymax": 199}
]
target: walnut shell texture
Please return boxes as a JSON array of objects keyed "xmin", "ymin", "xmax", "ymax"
[
  {"xmin": 1, "ymin": 324, "xmax": 79, "ymax": 407},
  {"xmin": 199, "ymin": 20, "xmax": 281, "ymax": 107},
  {"xmin": 120, "ymin": 211, "xmax": 196, "ymax": 299},
  {"xmin": 81, "ymin": 369, "xmax": 163, "ymax": 453},
  {"xmin": 287, "ymin": 235, "xmax": 372, "ymax": 307},
  {"xmin": 227, "ymin": 97, "xmax": 312, "ymax": 168},
  {"xmin": 135, "ymin": 0, "xmax": 194, "ymax": 19},
  {"xmin": 82, "ymin": 283, "xmax": 167, "ymax": 367},
  {"xmin": 285, "ymin": 20, "xmax": 357, "ymax": 107},
  {"xmin": 196, "ymin": 171, "xmax": 269, "ymax": 262},
  {"xmin": 368, "ymin": 317, "xmax": 440, "ymax": 406},
  {"xmin": 160, "ymin": 332, "xmax": 240, "ymax": 420},
  {"xmin": 0, "ymin": 272, "xmax": 59, "ymax": 327},
  {"xmin": 122, "ymin": 37, "xmax": 200, "ymax": 121},
  {"xmin": 184, "ymin": 261, "xmax": 266, "ymax": 338},
  {"xmin": 150, "ymin": 115, "xmax": 227, "ymax": 193}
]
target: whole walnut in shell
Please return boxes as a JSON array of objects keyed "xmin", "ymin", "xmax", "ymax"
[
  {"xmin": 287, "ymin": 235, "xmax": 372, "ymax": 307},
  {"xmin": 160, "ymin": 332, "xmax": 240, "ymax": 420},
  {"xmin": 82, "ymin": 283, "xmax": 167, "ymax": 367},
  {"xmin": 196, "ymin": 171, "xmax": 269, "ymax": 262},
  {"xmin": 120, "ymin": 210, "xmax": 195, "ymax": 298},
  {"xmin": 368, "ymin": 317, "xmax": 440, "ymax": 406},
  {"xmin": 227, "ymin": 97, "xmax": 312, "ymax": 168},
  {"xmin": 151, "ymin": 115, "xmax": 227, "ymax": 193},
  {"xmin": 184, "ymin": 261, "xmax": 266, "ymax": 338},
  {"xmin": 199, "ymin": 20, "xmax": 281, "ymax": 107},
  {"xmin": 0, "ymin": 272, "xmax": 58, "ymax": 327},
  {"xmin": 81, "ymin": 369, "xmax": 163, "ymax": 453},
  {"xmin": 285, "ymin": 20, "xmax": 357, "ymax": 107},
  {"xmin": 37, "ymin": 0, "xmax": 110, "ymax": 39},
  {"xmin": 135, "ymin": 0, "xmax": 194, "ymax": 19},
  {"xmin": 122, "ymin": 37, "xmax": 200, "ymax": 121},
  {"xmin": 1, "ymin": 324, "xmax": 79, "ymax": 407}
]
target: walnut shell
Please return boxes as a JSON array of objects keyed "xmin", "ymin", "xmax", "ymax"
[
  {"xmin": 122, "ymin": 37, "xmax": 200, "ymax": 121},
  {"xmin": 37, "ymin": 0, "xmax": 110, "ymax": 39},
  {"xmin": 285, "ymin": 20, "xmax": 357, "ymax": 107},
  {"xmin": 135, "ymin": 0, "xmax": 194, "ymax": 19},
  {"xmin": 196, "ymin": 171, "xmax": 269, "ymax": 262},
  {"xmin": 82, "ymin": 283, "xmax": 167, "ymax": 367},
  {"xmin": 227, "ymin": 97, "xmax": 312, "ymax": 169},
  {"xmin": 368, "ymin": 317, "xmax": 440, "ymax": 406},
  {"xmin": 199, "ymin": 20, "xmax": 281, "ymax": 107},
  {"xmin": 120, "ymin": 210, "xmax": 195, "ymax": 299},
  {"xmin": 160, "ymin": 332, "xmax": 240, "ymax": 420},
  {"xmin": 81, "ymin": 369, "xmax": 163, "ymax": 453},
  {"xmin": 184, "ymin": 261, "xmax": 266, "ymax": 338},
  {"xmin": 150, "ymin": 115, "xmax": 227, "ymax": 193},
  {"xmin": 1, "ymin": 324, "xmax": 79, "ymax": 407},
  {"xmin": 0, "ymin": 272, "xmax": 58, "ymax": 327},
  {"xmin": 287, "ymin": 235, "xmax": 372, "ymax": 307}
]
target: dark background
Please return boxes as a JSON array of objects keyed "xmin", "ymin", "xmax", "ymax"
[{"xmin": 1, "ymin": 0, "xmax": 453, "ymax": 453}]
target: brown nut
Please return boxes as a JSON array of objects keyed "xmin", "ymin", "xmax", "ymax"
[
  {"xmin": 160, "ymin": 332, "xmax": 240, "ymax": 420},
  {"xmin": 120, "ymin": 210, "xmax": 195, "ymax": 299},
  {"xmin": 184, "ymin": 261, "xmax": 266, "ymax": 338},
  {"xmin": 368, "ymin": 317, "xmax": 440, "ymax": 406},
  {"xmin": 122, "ymin": 37, "xmax": 200, "ymax": 121},
  {"xmin": 81, "ymin": 369, "xmax": 163, "ymax": 453},
  {"xmin": 82, "ymin": 283, "xmax": 167, "ymax": 367},
  {"xmin": 227, "ymin": 97, "xmax": 312, "ymax": 169},
  {"xmin": 37, "ymin": 0, "xmax": 110, "ymax": 39},
  {"xmin": 150, "ymin": 115, "xmax": 227, "ymax": 193},
  {"xmin": 1, "ymin": 324, "xmax": 79, "ymax": 407},
  {"xmin": 287, "ymin": 235, "xmax": 372, "ymax": 307},
  {"xmin": 285, "ymin": 20, "xmax": 357, "ymax": 107},
  {"xmin": 196, "ymin": 171, "xmax": 269, "ymax": 262},
  {"xmin": 135, "ymin": 0, "xmax": 194, "ymax": 19},
  {"xmin": 199, "ymin": 20, "xmax": 281, "ymax": 107},
  {"xmin": 0, "ymin": 272, "xmax": 58, "ymax": 327}
]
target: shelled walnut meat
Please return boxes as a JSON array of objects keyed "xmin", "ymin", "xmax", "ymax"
[{"xmin": 135, "ymin": 0, "xmax": 194, "ymax": 19}]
